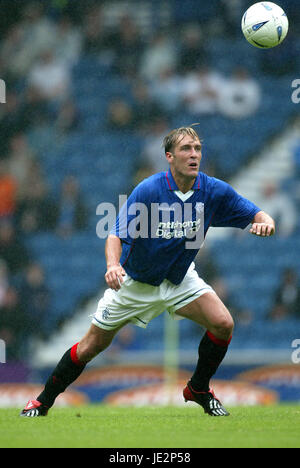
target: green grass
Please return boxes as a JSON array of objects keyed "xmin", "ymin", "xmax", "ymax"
[{"xmin": 1, "ymin": 404, "xmax": 300, "ymax": 448}]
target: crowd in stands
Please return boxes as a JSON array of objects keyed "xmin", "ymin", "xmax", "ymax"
[{"xmin": 0, "ymin": 0, "xmax": 299, "ymax": 360}]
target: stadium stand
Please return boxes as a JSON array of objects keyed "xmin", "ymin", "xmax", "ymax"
[{"xmin": 0, "ymin": 0, "xmax": 299, "ymax": 363}]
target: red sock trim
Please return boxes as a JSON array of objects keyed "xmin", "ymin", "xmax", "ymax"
[
  {"xmin": 70, "ymin": 343, "xmax": 83, "ymax": 366},
  {"xmin": 189, "ymin": 382, "xmax": 211, "ymax": 395},
  {"xmin": 207, "ymin": 331, "xmax": 232, "ymax": 347}
]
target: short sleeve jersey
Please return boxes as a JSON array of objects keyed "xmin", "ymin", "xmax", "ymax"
[{"xmin": 111, "ymin": 170, "xmax": 260, "ymax": 286}]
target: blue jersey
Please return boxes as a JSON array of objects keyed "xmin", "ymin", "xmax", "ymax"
[{"xmin": 112, "ymin": 169, "xmax": 260, "ymax": 286}]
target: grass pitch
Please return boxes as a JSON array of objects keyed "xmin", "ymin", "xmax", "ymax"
[{"xmin": 0, "ymin": 404, "xmax": 300, "ymax": 448}]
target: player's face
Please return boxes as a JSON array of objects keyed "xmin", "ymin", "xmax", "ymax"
[{"xmin": 166, "ymin": 135, "xmax": 202, "ymax": 179}]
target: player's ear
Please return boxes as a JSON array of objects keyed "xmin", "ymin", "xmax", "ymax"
[{"xmin": 165, "ymin": 152, "xmax": 173, "ymax": 162}]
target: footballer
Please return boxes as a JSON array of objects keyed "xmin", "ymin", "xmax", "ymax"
[{"xmin": 21, "ymin": 127, "xmax": 275, "ymax": 417}]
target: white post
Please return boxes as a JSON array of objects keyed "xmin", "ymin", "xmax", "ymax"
[{"xmin": 163, "ymin": 313, "xmax": 179, "ymax": 401}]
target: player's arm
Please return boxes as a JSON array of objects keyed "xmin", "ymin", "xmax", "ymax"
[
  {"xmin": 105, "ymin": 234, "xmax": 126, "ymax": 291},
  {"xmin": 250, "ymin": 210, "xmax": 275, "ymax": 237}
]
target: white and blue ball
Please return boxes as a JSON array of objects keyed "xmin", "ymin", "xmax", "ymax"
[{"xmin": 241, "ymin": 2, "xmax": 289, "ymax": 49}]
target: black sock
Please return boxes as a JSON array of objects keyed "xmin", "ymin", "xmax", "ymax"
[
  {"xmin": 37, "ymin": 343, "xmax": 86, "ymax": 408},
  {"xmin": 190, "ymin": 331, "xmax": 232, "ymax": 392}
]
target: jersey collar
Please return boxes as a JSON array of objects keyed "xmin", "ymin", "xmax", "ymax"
[{"xmin": 165, "ymin": 169, "xmax": 201, "ymax": 191}]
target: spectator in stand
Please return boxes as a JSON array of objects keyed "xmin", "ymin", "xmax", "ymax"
[
  {"xmin": 7, "ymin": 133, "xmax": 36, "ymax": 200},
  {"xmin": 0, "ymin": 220, "xmax": 30, "ymax": 275},
  {"xmin": 55, "ymin": 98, "xmax": 80, "ymax": 135},
  {"xmin": 17, "ymin": 85, "xmax": 51, "ymax": 131},
  {"xmin": 218, "ymin": 0, "xmax": 245, "ymax": 38},
  {"xmin": 15, "ymin": 178, "xmax": 57, "ymax": 235},
  {"xmin": 149, "ymin": 67, "xmax": 184, "ymax": 114},
  {"xmin": 53, "ymin": 15, "xmax": 83, "ymax": 67},
  {"xmin": 138, "ymin": 117, "xmax": 170, "ymax": 175},
  {"xmin": 106, "ymin": 98, "xmax": 135, "ymax": 131},
  {"xmin": 268, "ymin": 268, "xmax": 300, "ymax": 321},
  {"xmin": 0, "ymin": 91, "xmax": 26, "ymax": 157},
  {"xmin": 218, "ymin": 67, "xmax": 261, "ymax": 119},
  {"xmin": 0, "ymin": 23, "xmax": 25, "ymax": 78},
  {"xmin": 0, "ymin": 160, "xmax": 17, "ymax": 219},
  {"xmin": 19, "ymin": 262, "xmax": 51, "ymax": 339},
  {"xmin": 139, "ymin": 32, "xmax": 178, "ymax": 81},
  {"xmin": 182, "ymin": 65, "xmax": 225, "ymax": 115},
  {"xmin": 131, "ymin": 81, "xmax": 167, "ymax": 133},
  {"xmin": 177, "ymin": 24, "xmax": 207, "ymax": 74},
  {"xmin": 108, "ymin": 15, "xmax": 144, "ymax": 77},
  {"xmin": 28, "ymin": 49, "xmax": 71, "ymax": 102},
  {"xmin": 82, "ymin": 6, "xmax": 104, "ymax": 55},
  {"xmin": 54, "ymin": 0, "xmax": 97, "ymax": 25},
  {"xmin": 3, "ymin": 2, "xmax": 56, "ymax": 78},
  {"xmin": 260, "ymin": 181, "xmax": 297, "ymax": 237},
  {"xmin": 81, "ymin": 5, "xmax": 114, "ymax": 65},
  {"xmin": 56, "ymin": 175, "xmax": 88, "ymax": 238}
]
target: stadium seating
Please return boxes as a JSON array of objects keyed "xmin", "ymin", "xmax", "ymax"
[{"xmin": 25, "ymin": 232, "xmax": 106, "ymax": 328}]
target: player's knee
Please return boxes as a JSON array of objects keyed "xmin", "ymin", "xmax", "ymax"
[
  {"xmin": 211, "ymin": 314, "xmax": 234, "ymax": 340},
  {"xmin": 77, "ymin": 337, "xmax": 110, "ymax": 363},
  {"xmin": 223, "ymin": 315, "xmax": 234, "ymax": 335}
]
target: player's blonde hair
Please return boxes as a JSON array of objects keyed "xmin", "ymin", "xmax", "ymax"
[{"xmin": 163, "ymin": 125, "xmax": 201, "ymax": 154}]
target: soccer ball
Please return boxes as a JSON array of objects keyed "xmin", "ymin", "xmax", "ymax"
[{"xmin": 241, "ymin": 2, "xmax": 289, "ymax": 49}]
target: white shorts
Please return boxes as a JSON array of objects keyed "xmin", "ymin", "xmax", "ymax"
[{"xmin": 92, "ymin": 263, "xmax": 214, "ymax": 331}]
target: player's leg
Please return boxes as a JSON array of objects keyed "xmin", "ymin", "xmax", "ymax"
[
  {"xmin": 76, "ymin": 322, "xmax": 127, "ymax": 362},
  {"xmin": 176, "ymin": 291, "xmax": 234, "ymax": 340},
  {"xmin": 176, "ymin": 291, "xmax": 233, "ymax": 390},
  {"xmin": 175, "ymin": 292, "xmax": 233, "ymax": 416},
  {"xmin": 20, "ymin": 323, "xmax": 125, "ymax": 417}
]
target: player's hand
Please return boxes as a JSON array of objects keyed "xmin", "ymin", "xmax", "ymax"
[
  {"xmin": 250, "ymin": 223, "xmax": 275, "ymax": 237},
  {"xmin": 105, "ymin": 265, "xmax": 126, "ymax": 291}
]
